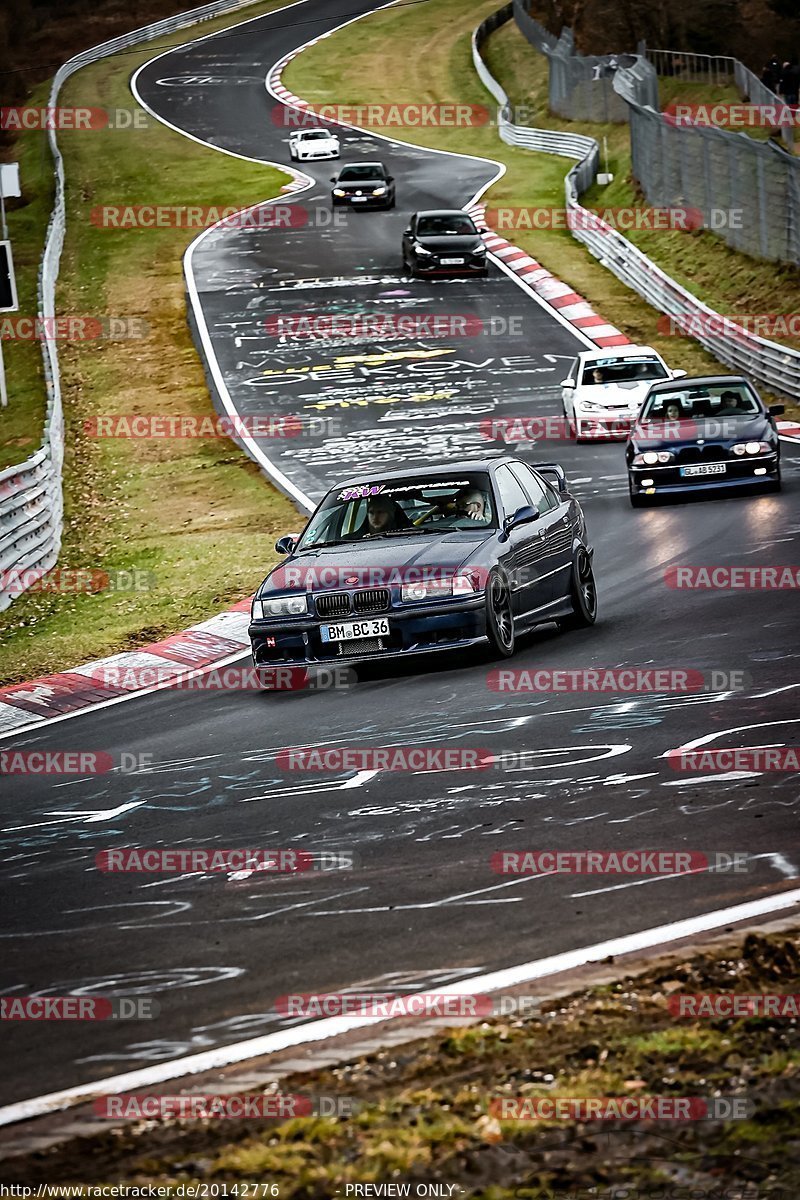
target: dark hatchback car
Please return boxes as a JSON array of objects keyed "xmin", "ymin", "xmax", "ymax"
[
  {"xmin": 249, "ymin": 459, "xmax": 596, "ymax": 680},
  {"xmin": 402, "ymin": 210, "xmax": 489, "ymax": 277},
  {"xmin": 626, "ymin": 375, "xmax": 783, "ymax": 506},
  {"xmin": 330, "ymin": 161, "xmax": 395, "ymax": 209}
]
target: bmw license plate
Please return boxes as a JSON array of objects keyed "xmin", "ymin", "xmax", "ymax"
[
  {"xmin": 681, "ymin": 463, "xmax": 726, "ymax": 477},
  {"xmin": 441, "ymin": 257, "xmax": 464, "ymax": 265},
  {"xmin": 351, "ymin": 196, "xmax": 367, "ymax": 202},
  {"xmin": 320, "ymin": 618, "xmax": 390, "ymax": 642}
]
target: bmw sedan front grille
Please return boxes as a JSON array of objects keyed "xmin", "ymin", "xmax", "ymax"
[
  {"xmin": 353, "ymin": 588, "xmax": 390, "ymax": 614},
  {"xmin": 676, "ymin": 444, "xmax": 731, "ymax": 464},
  {"xmin": 315, "ymin": 593, "xmax": 351, "ymax": 618}
]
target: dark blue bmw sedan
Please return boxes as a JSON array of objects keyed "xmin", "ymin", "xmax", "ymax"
[
  {"xmin": 626, "ymin": 375, "xmax": 783, "ymax": 507},
  {"xmin": 249, "ymin": 458, "xmax": 596, "ymax": 681}
]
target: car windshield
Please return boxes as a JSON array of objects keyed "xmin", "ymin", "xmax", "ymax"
[
  {"xmin": 582, "ymin": 356, "xmax": 668, "ymax": 385},
  {"xmin": 297, "ymin": 473, "xmax": 498, "ymax": 549},
  {"xmin": 416, "ymin": 215, "xmax": 476, "ymax": 236},
  {"xmin": 338, "ymin": 165, "xmax": 384, "ymax": 180},
  {"xmin": 301, "ymin": 130, "xmax": 332, "ymax": 140},
  {"xmin": 639, "ymin": 384, "xmax": 762, "ymax": 422}
]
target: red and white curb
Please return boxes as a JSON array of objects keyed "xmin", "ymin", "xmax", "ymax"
[
  {"xmin": 466, "ymin": 201, "xmax": 630, "ymax": 348},
  {"xmin": 0, "ymin": 600, "xmax": 253, "ymax": 736}
]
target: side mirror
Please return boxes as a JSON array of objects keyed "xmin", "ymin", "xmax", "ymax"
[
  {"xmin": 768, "ymin": 403, "xmax": 785, "ymax": 416},
  {"xmin": 561, "ymin": 377, "xmax": 575, "ymax": 388},
  {"xmin": 671, "ymin": 368, "xmax": 687, "ymax": 379},
  {"xmin": 403, "ymin": 226, "xmax": 412, "ymax": 235},
  {"xmin": 500, "ymin": 505, "xmax": 538, "ymax": 541},
  {"xmin": 330, "ymin": 176, "xmax": 337, "ymax": 182},
  {"xmin": 275, "ymin": 535, "xmax": 298, "ymax": 555},
  {"xmin": 387, "ymin": 175, "xmax": 394, "ymax": 182}
]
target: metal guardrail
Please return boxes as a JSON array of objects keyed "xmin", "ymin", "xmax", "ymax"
[
  {"xmin": 1, "ymin": 0, "xmax": 269, "ymax": 611},
  {"xmin": 472, "ymin": 8, "xmax": 599, "ymax": 194},
  {"xmin": 473, "ymin": 7, "xmax": 800, "ymax": 401}
]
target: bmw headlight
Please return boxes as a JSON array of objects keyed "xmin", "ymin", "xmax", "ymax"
[
  {"xmin": 400, "ymin": 573, "xmax": 480, "ymax": 602},
  {"xmin": 401, "ymin": 580, "xmax": 452, "ymax": 602},
  {"xmin": 332, "ymin": 188, "xmax": 346, "ymax": 197},
  {"xmin": 473, "ymin": 244, "xmax": 487, "ymax": 255},
  {"xmin": 732, "ymin": 440, "xmax": 771, "ymax": 456},
  {"xmin": 634, "ymin": 451, "xmax": 672, "ymax": 465},
  {"xmin": 414, "ymin": 242, "xmax": 433, "ymax": 256},
  {"xmin": 372, "ymin": 186, "xmax": 387, "ymax": 196},
  {"xmin": 253, "ymin": 595, "xmax": 308, "ymax": 619}
]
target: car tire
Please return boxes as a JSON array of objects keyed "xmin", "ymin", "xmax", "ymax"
[
  {"xmin": 485, "ymin": 570, "xmax": 516, "ymax": 658},
  {"xmin": 557, "ymin": 548, "xmax": 597, "ymax": 630}
]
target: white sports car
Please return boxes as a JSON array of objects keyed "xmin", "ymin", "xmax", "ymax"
[
  {"xmin": 289, "ymin": 129, "xmax": 340, "ymax": 161},
  {"xmin": 561, "ymin": 345, "xmax": 686, "ymax": 442}
]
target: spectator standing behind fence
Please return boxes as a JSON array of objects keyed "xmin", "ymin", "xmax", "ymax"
[
  {"xmin": 779, "ymin": 61, "xmax": 800, "ymax": 105},
  {"xmin": 761, "ymin": 55, "xmax": 781, "ymax": 91}
]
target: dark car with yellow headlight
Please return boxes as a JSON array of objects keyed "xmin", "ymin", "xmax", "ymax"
[
  {"xmin": 249, "ymin": 458, "xmax": 597, "ymax": 684},
  {"xmin": 626, "ymin": 375, "xmax": 783, "ymax": 507}
]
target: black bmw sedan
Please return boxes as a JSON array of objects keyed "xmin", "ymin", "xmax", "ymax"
[
  {"xmin": 402, "ymin": 210, "xmax": 489, "ymax": 277},
  {"xmin": 626, "ymin": 375, "xmax": 783, "ymax": 506},
  {"xmin": 249, "ymin": 458, "xmax": 596, "ymax": 681}
]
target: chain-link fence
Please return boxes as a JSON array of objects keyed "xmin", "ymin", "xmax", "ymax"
[
  {"xmin": 626, "ymin": 101, "xmax": 800, "ymax": 265},
  {"xmin": 643, "ymin": 47, "xmax": 794, "ymax": 153},
  {"xmin": 472, "ymin": 5, "xmax": 800, "ymax": 400},
  {"xmin": 510, "ymin": 2, "xmax": 800, "ymax": 267},
  {"xmin": 512, "ymin": 0, "xmax": 657, "ymax": 122}
]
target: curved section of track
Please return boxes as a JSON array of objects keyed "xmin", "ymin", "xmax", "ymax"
[{"xmin": 2, "ymin": 0, "xmax": 798, "ymax": 1112}]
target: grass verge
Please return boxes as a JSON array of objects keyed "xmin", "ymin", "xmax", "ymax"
[
  {"xmin": 0, "ymin": 0, "xmax": 302, "ymax": 686},
  {"xmin": 4, "ymin": 928, "xmax": 799, "ymax": 1191},
  {"xmin": 284, "ymin": 0, "xmax": 800, "ymax": 417}
]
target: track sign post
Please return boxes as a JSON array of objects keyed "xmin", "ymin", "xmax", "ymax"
[
  {"xmin": 0, "ymin": 242, "xmax": 17, "ymax": 312},
  {"xmin": 0, "ymin": 241, "xmax": 16, "ymax": 407}
]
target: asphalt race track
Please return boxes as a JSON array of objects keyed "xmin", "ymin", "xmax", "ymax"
[{"xmin": 1, "ymin": 0, "xmax": 799, "ymax": 1112}]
